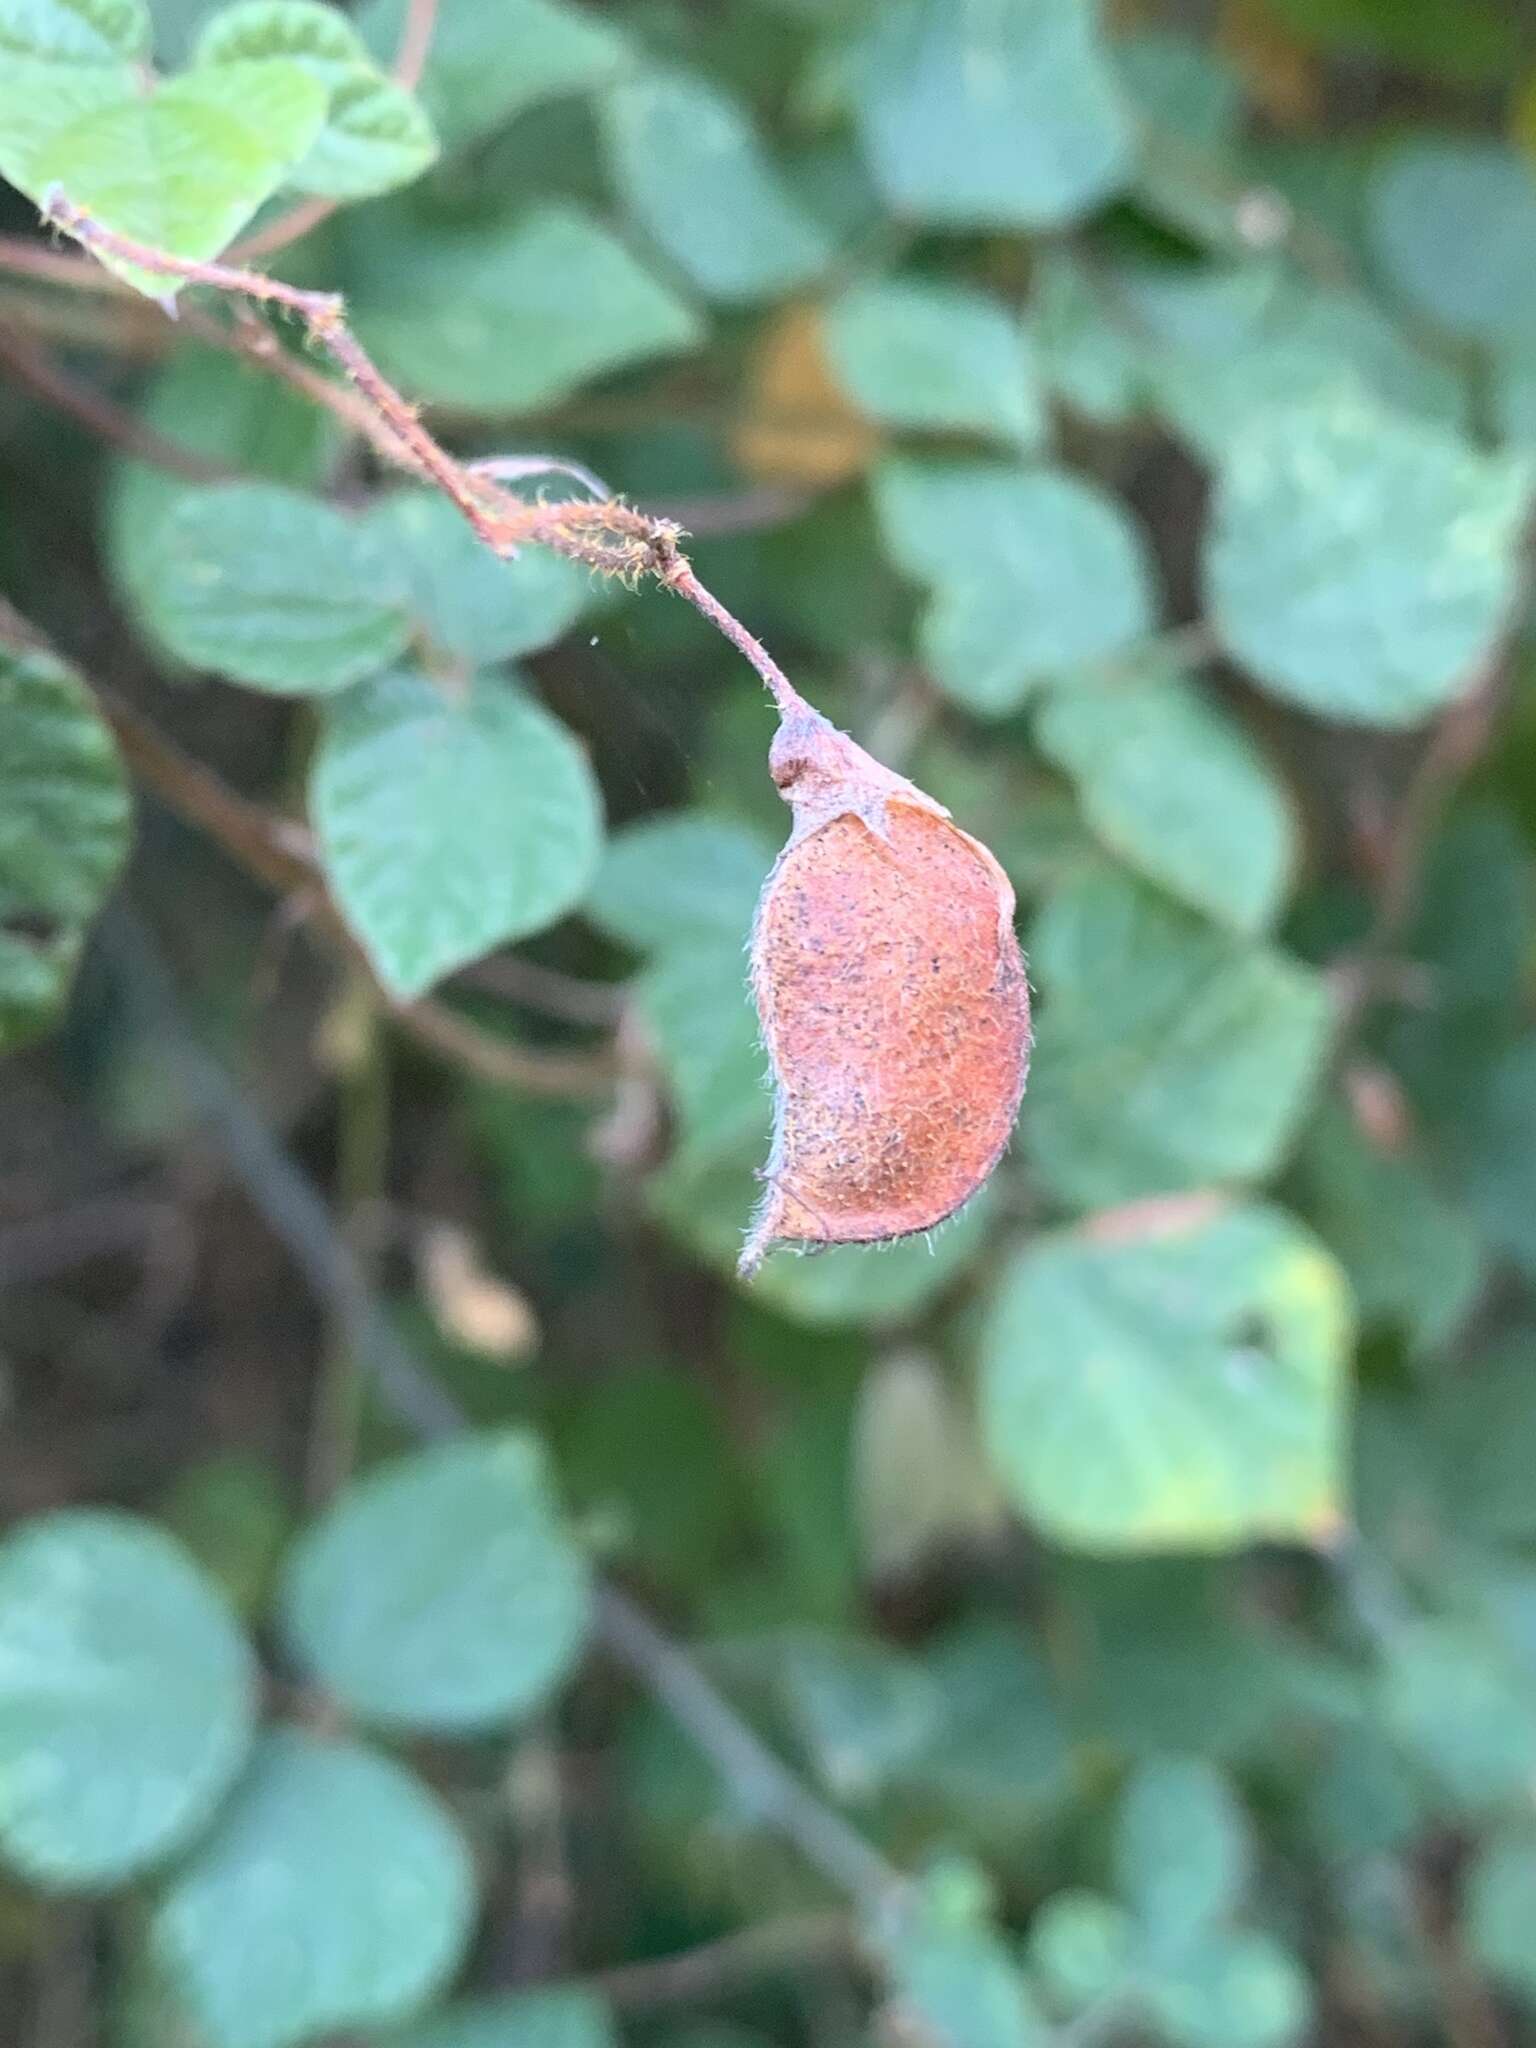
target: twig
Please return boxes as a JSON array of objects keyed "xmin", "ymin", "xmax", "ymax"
[
  {"xmin": 590, "ymin": 1913, "xmax": 855, "ymax": 2010},
  {"xmin": 391, "ymin": 0, "xmax": 440, "ymax": 91},
  {"xmin": 0, "ymin": 326, "xmax": 228, "ymax": 477},
  {"xmin": 399, "ymin": 992, "xmax": 617, "ymax": 1097},
  {"xmin": 40, "ymin": 193, "xmax": 819, "ymax": 717},
  {"xmin": 98, "ymin": 910, "xmax": 907, "ymax": 1914},
  {"xmin": 459, "ymin": 954, "xmax": 625, "ymax": 1030}
]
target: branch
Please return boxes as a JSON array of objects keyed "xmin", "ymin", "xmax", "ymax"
[
  {"xmin": 98, "ymin": 910, "xmax": 908, "ymax": 1915},
  {"xmin": 40, "ymin": 193, "xmax": 818, "ymax": 720},
  {"xmin": 0, "ymin": 324, "xmax": 230, "ymax": 476}
]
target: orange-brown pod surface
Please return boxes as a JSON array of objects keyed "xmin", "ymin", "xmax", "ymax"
[{"xmin": 740, "ymin": 706, "xmax": 1031, "ymax": 1275}]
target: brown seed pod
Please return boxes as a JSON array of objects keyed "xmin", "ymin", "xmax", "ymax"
[{"xmin": 740, "ymin": 705, "xmax": 1031, "ymax": 1276}]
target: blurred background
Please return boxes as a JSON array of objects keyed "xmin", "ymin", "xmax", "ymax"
[{"xmin": 6, "ymin": 0, "xmax": 1536, "ymax": 2043}]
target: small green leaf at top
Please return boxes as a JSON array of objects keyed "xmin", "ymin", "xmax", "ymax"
[
  {"xmin": 979, "ymin": 1204, "xmax": 1351, "ymax": 1551},
  {"xmin": 362, "ymin": 1986, "xmax": 618, "ymax": 2048},
  {"xmin": 872, "ymin": 458, "xmax": 1156, "ymax": 715},
  {"xmin": 600, "ymin": 68, "xmax": 830, "ymax": 305},
  {"xmin": 194, "ymin": 0, "xmax": 438, "ymax": 200},
  {"xmin": 873, "ymin": 1862, "xmax": 1049, "ymax": 2048},
  {"xmin": 310, "ymin": 666, "xmax": 604, "ymax": 999},
  {"xmin": 1034, "ymin": 664, "xmax": 1296, "ymax": 935},
  {"xmin": 21, "ymin": 59, "xmax": 329, "ymax": 297},
  {"xmin": 1206, "ymin": 392, "xmax": 1531, "ymax": 727},
  {"xmin": 1368, "ymin": 138, "xmax": 1536, "ymax": 344},
  {"xmin": 0, "ymin": 0, "xmax": 146, "ymax": 203},
  {"xmin": 364, "ymin": 490, "xmax": 590, "ymax": 666},
  {"xmin": 135, "ymin": 481, "xmax": 412, "ymax": 693},
  {"xmin": 825, "ymin": 275, "xmax": 1045, "ymax": 452},
  {"xmin": 0, "ymin": 640, "xmax": 130, "ymax": 1053},
  {"xmin": 852, "ymin": 0, "xmax": 1132, "ymax": 231},
  {"xmin": 150, "ymin": 1728, "xmax": 476, "ymax": 2048},
  {"xmin": 280, "ymin": 1432, "xmax": 591, "ymax": 1731},
  {"xmin": 0, "ymin": 1509, "xmax": 256, "ymax": 1889},
  {"xmin": 1023, "ymin": 867, "xmax": 1332, "ymax": 1210}
]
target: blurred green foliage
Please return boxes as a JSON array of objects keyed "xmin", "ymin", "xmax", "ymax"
[{"xmin": 5, "ymin": 1, "xmax": 1536, "ymax": 2045}]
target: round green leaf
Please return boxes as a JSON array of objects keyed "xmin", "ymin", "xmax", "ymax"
[
  {"xmin": 137, "ymin": 482, "xmax": 411, "ymax": 693},
  {"xmin": 1114, "ymin": 1757, "xmax": 1249, "ymax": 1946},
  {"xmin": 311, "ymin": 667, "xmax": 603, "ymax": 999},
  {"xmin": 0, "ymin": 1509, "xmax": 256, "ymax": 1889},
  {"xmin": 1206, "ymin": 394, "xmax": 1531, "ymax": 727},
  {"xmin": 1023, "ymin": 868, "xmax": 1332, "ymax": 1211},
  {"xmin": 365, "ymin": 490, "xmax": 590, "ymax": 666},
  {"xmin": 873, "ymin": 459, "xmax": 1155, "ymax": 715},
  {"xmin": 585, "ymin": 813, "xmax": 773, "ymax": 955},
  {"xmin": 151, "ymin": 1728, "xmax": 475, "ymax": 2048},
  {"xmin": 825, "ymin": 277, "xmax": 1044, "ymax": 451},
  {"xmin": 0, "ymin": 642, "xmax": 130, "ymax": 1052},
  {"xmin": 281, "ymin": 1432, "xmax": 591, "ymax": 1730},
  {"xmin": 364, "ymin": 1985, "xmax": 617, "ymax": 2048},
  {"xmin": 979, "ymin": 1204, "xmax": 1351, "ymax": 1551},
  {"xmin": 0, "ymin": 0, "xmax": 146, "ymax": 195},
  {"xmin": 1035, "ymin": 665, "xmax": 1296, "ymax": 935},
  {"xmin": 852, "ymin": 0, "xmax": 1132, "ymax": 230},
  {"xmin": 1369, "ymin": 138, "xmax": 1536, "ymax": 343},
  {"xmin": 1144, "ymin": 1929, "xmax": 1312, "ymax": 2048},
  {"xmin": 1028, "ymin": 1892, "xmax": 1136, "ymax": 2016},
  {"xmin": 601, "ymin": 68, "xmax": 830, "ymax": 305},
  {"xmin": 349, "ymin": 201, "xmax": 702, "ymax": 416}
]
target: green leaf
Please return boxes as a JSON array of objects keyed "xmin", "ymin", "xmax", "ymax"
[
  {"xmin": 1114, "ymin": 1757, "xmax": 1249, "ymax": 1946},
  {"xmin": 1023, "ymin": 868, "xmax": 1332, "ymax": 1211},
  {"xmin": 825, "ymin": 276, "xmax": 1044, "ymax": 451},
  {"xmin": 1380, "ymin": 1621, "xmax": 1536, "ymax": 1813},
  {"xmin": 1369, "ymin": 139, "xmax": 1536, "ymax": 343},
  {"xmin": 1034, "ymin": 665, "xmax": 1296, "ymax": 935},
  {"xmin": 136, "ymin": 481, "xmax": 411, "ymax": 693},
  {"xmin": 1028, "ymin": 250, "xmax": 1145, "ymax": 428},
  {"xmin": 0, "ymin": 641, "xmax": 130, "ymax": 1052},
  {"xmin": 635, "ymin": 940, "xmax": 766, "ymax": 1169},
  {"xmin": 1206, "ymin": 394, "xmax": 1530, "ymax": 728},
  {"xmin": 1290, "ymin": 1100, "xmax": 1483, "ymax": 1358},
  {"xmin": 194, "ymin": 1, "xmax": 436, "ymax": 200},
  {"xmin": 776, "ymin": 1635, "xmax": 939, "ymax": 1800},
  {"xmin": 365, "ymin": 490, "xmax": 591, "ymax": 666},
  {"xmin": 311, "ymin": 667, "xmax": 603, "ymax": 999},
  {"xmin": 364, "ymin": 1987, "xmax": 617, "ymax": 2048},
  {"xmin": 874, "ymin": 1868, "xmax": 1048, "ymax": 2048},
  {"xmin": 358, "ymin": 0, "xmax": 628, "ymax": 153},
  {"xmin": 27, "ymin": 61, "xmax": 329, "ymax": 297},
  {"xmin": 585, "ymin": 813, "xmax": 773, "ymax": 955},
  {"xmin": 1143, "ymin": 1930, "xmax": 1312, "ymax": 2048},
  {"xmin": 1466, "ymin": 1827, "xmax": 1536, "ymax": 2003},
  {"xmin": 873, "ymin": 458, "xmax": 1155, "ymax": 715},
  {"xmin": 348, "ymin": 201, "xmax": 702, "ymax": 415},
  {"xmin": 0, "ymin": 0, "xmax": 145, "ymax": 198},
  {"xmin": 280, "ymin": 1432, "xmax": 590, "ymax": 1731},
  {"xmin": 601, "ymin": 68, "xmax": 830, "ymax": 305},
  {"xmin": 104, "ymin": 343, "xmax": 339, "ymax": 602},
  {"xmin": 979, "ymin": 1204, "xmax": 1351, "ymax": 1551},
  {"xmin": 913, "ymin": 1622, "xmax": 1074, "ymax": 1835},
  {"xmin": 151, "ymin": 1728, "xmax": 475, "ymax": 2048},
  {"xmin": 0, "ymin": 1509, "xmax": 256, "ymax": 1889},
  {"xmin": 852, "ymin": 0, "xmax": 1132, "ymax": 230},
  {"xmin": 1029, "ymin": 1893, "xmax": 1136, "ymax": 2016}
]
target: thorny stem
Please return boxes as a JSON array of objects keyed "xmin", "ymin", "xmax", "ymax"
[{"xmin": 40, "ymin": 193, "xmax": 813, "ymax": 718}]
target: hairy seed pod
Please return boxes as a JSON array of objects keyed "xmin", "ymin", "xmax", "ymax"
[{"xmin": 740, "ymin": 706, "xmax": 1031, "ymax": 1275}]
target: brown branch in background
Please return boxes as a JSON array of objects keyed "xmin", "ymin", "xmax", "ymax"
[
  {"xmin": 0, "ymin": 325, "xmax": 230, "ymax": 477},
  {"xmin": 229, "ymin": 0, "xmax": 441, "ymax": 264},
  {"xmin": 100, "ymin": 691, "xmax": 618, "ymax": 1098}
]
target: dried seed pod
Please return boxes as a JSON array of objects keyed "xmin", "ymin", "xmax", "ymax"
[{"xmin": 740, "ymin": 705, "xmax": 1030, "ymax": 1275}]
